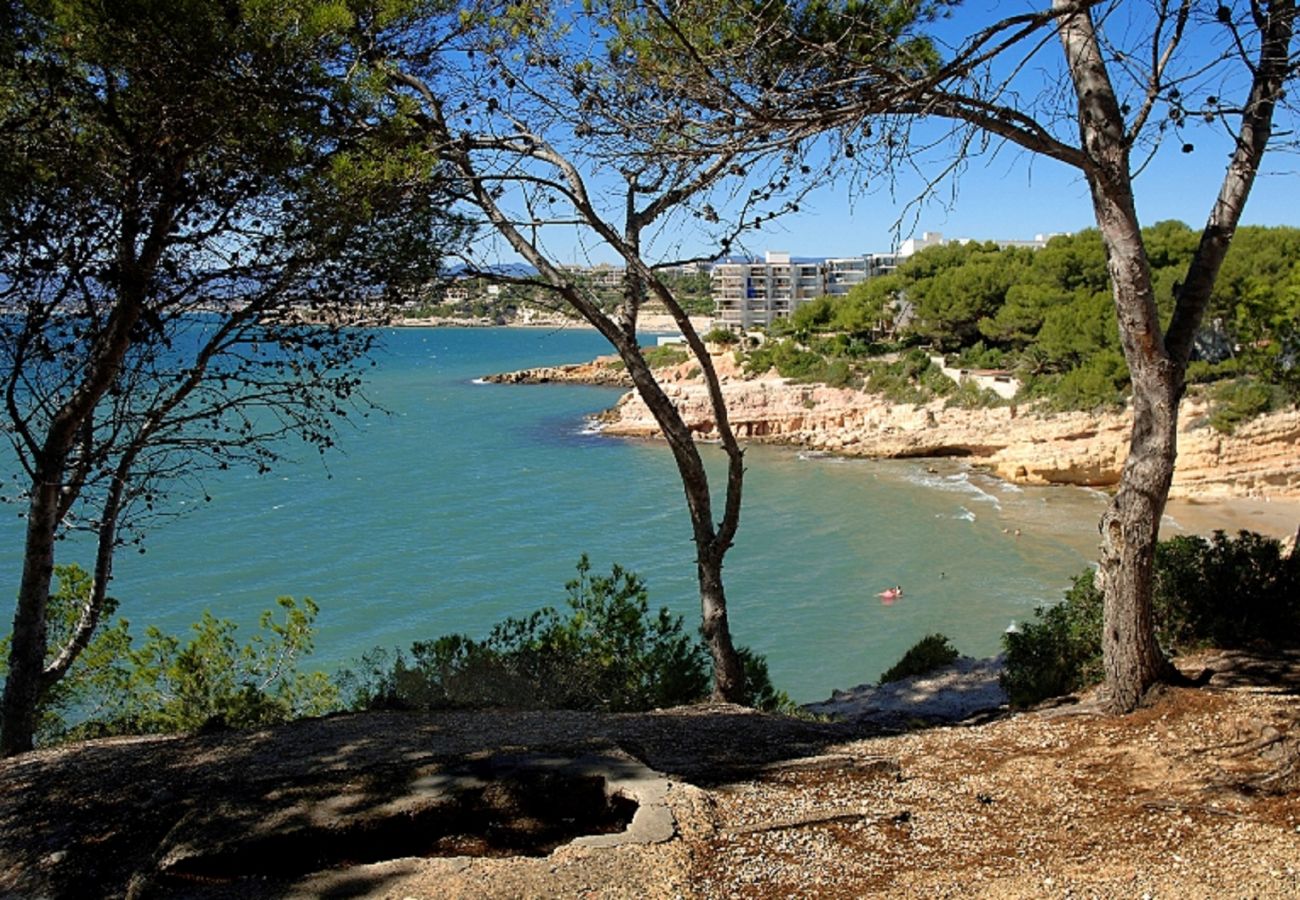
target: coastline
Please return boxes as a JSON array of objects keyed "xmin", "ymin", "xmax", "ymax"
[
  {"xmin": 487, "ymin": 350, "xmax": 1300, "ymax": 542},
  {"xmin": 392, "ymin": 312, "xmax": 711, "ymax": 333}
]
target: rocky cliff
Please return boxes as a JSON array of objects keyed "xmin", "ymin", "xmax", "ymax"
[
  {"xmin": 482, "ymin": 355, "xmax": 634, "ymax": 388},
  {"xmin": 589, "ymin": 354, "xmax": 1300, "ymax": 501}
]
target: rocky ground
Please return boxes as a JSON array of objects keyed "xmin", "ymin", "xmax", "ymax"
[{"xmin": 2, "ymin": 650, "xmax": 1297, "ymax": 899}]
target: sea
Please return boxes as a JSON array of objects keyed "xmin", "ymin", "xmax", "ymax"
[{"xmin": 2, "ymin": 326, "xmax": 1122, "ymax": 703}]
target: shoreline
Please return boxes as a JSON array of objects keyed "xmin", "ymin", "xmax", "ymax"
[
  {"xmin": 390, "ymin": 313, "xmax": 711, "ymax": 333},
  {"xmin": 485, "ymin": 352, "xmax": 1300, "ymax": 543}
]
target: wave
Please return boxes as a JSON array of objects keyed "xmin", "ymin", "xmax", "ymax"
[
  {"xmin": 470, "ymin": 377, "xmax": 489, "ymax": 385},
  {"xmin": 906, "ymin": 468, "xmax": 1003, "ymax": 509}
]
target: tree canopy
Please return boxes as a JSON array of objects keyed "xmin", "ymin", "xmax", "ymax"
[
  {"xmin": 1, "ymin": 0, "xmax": 467, "ymax": 754},
  {"xmin": 799, "ymin": 222, "xmax": 1299, "ymax": 411}
]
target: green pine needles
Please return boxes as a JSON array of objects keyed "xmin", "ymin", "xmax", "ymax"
[
  {"xmin": 0, "ymin": 566, "xmax": 336, "ymax": 746},
  {"xmin": 340, "ymin": 555, "xmax": 791, "ymax": 714}
]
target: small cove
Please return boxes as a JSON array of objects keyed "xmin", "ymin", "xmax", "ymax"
[{"xmin": 4, "ymin": 327, "xmax": 1129, "ymax": 703}]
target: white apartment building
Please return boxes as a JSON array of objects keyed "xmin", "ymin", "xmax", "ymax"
[{"xmin": 712, "ymin": 251, "xmax": 827, "ymax": 330}]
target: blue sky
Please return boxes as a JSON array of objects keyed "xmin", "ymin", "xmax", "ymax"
[
  {"xmin": 463, "ymin": 0, "xmax": 1298, "ymax": 267},
  {"xmin": 724, "ymin": 125, "xmax": 1298, "ymax": 260},
  {"xmin": 711, "ymin": 0, "xmax": 1300, "ymax": 260}
]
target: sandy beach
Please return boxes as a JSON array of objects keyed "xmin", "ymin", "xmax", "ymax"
[{"xmin": 1162, "ymin": 495, "xmax": 1300, "ymax": 543}]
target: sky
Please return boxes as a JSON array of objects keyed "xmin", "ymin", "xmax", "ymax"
[
  {"xmin": 722, "ymin": 122, "xmax": 1299, "ymax": 260},
  {"xmin": 462, "ymin": 0, "xmax": 1299, "ymax": 268}
]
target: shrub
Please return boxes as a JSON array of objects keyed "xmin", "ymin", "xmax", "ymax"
[
  {"xmin": 642, "ymin": 344, "xmax": 690, "ymax": 368},
  {"xmin": 952, "ymin": 341, "xmax": 1009, "ymax": 370},
  {"xmin": 1185, "ymin": 357, "xmax": 1242, "ymax": 385},
  {"xmin": 738, "ymin": 646, "xmax": 796, "ymax": 713},
  {"xmin": 343, "ymin": 556, "xmax": 791, "ymax": 714},
  {"xmin": 1001, "ymin": 530, "xmax": 1300, "ymax": 707},
  {"xmin": 943, "ymin": 379, "xmax": 1005, "ymax": 410},
  {"xmin": 1153, "ymin": 530, "xmax": 1300, "ymax": 650},
  {"xmin": 1001, "ymin": 571, "xmax": 1105, "ymax": 708},
  {"xmin": 739, "ymin": 338, "xmax": 854, "ymax": 385},
  {"xmin": 861, "ymin": 350, "xmax": 951, "ymax": 404},
  {"xmin": 0, "ymin": 565, "xmax": 336, "ymax": 745},
  {"xmin": 703, "ymin": 327, "xmax": 739, "ymax": 345},
  {"xmin": 879, "ymin": 633, "xmax": 961, "ymax": 684},
  {"xmin": 1046, "ymin": 350, "xmax": 1130, "ymax": 410},
  {"xmin": 1208, "ymin": 377, "xmax": 1281, "ymax": 433}
]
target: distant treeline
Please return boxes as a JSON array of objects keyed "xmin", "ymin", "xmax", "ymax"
[{"xmin": 778, "ymin": 222, "xmax": 1299, "ymax": 415}]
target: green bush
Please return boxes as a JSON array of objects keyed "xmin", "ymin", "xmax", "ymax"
[
  {"xmin": 1001, "ymin": 571, "xmax": 1105, "ymax": 707},
  {"xmin": 703, "ymin": 327, "xmax": 739, "ymax": 345},
  {"xmin": 951, "ymin": 341, "xmax": 1009, "ymax": 371},
  {"xmin": 342, "ymin": 556, "xmax": 791, "ymax": 714},
  {"xmin": 0, "ymin": 565, "xmax": 336, "ymax": 745},
  {"xmin": 1002, "ymin": 530, "xmax": 1300, "ymax": 707},
  {"xmin": 642, "ymin": 344, "xmax": 690, "ymax": 368},
  {"xmin": 879, "ymin": 633, "xmax": 961, "ymax": 684},
  {"xmin": 1185, "ymin": 357, "xmax": 1242, "ymax": 384},
  {"xmin": 943, "ymin": 379, "xmax": 1005, "ymax": 410},
  {"xmin": 1153, "ymin": 530, "xmax": 1300, "ymax": 649},
  {"xmin": 1045, "ymin": 350, "xmax": 1129, "ymax": 410},
  {"xmin": 862, "ymin": 362, "xmax": 924, "ymax": 404},
  {"xmin": 860, "ymin": 350, "xmax": 952, "ymax": 404},
  {"xmin": 1208, "ymin": 377, "xmax": 1281, "ymax": 433}
]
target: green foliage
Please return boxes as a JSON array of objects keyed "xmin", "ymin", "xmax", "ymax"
[
  {"xmin": 752, "ymin": 224, "xmax": 1297, "ymax": 412},
  {"xmin": 1185, "ymin": 357, "xmax": 1243, "ymax": 384},
  {"xmin": 342, "ymin": 557, "xmax": 789, "ymax": 714},
  {"xmin": 737, "ymin": 646, "xmax": 796, "ymax": 714},
  {"xmin": 860, "ymin": 349, "xmax": 950, "ymax": 404},
  {"xmin": 911, "ymin": 252, "xmax": 1027, "ymax": 348},
  {"xmin": 1000, "ymin": 572, "xmax": 1105, "ymax": 708},
  {"xmin": 1040, "ymin": 349, "xmax": 1130, "ymax": 411},
  {"xmin": 0, "ymin": 566, "xmax": 335, "ymax": 745},
  {"xmin": 943, "ymin": 379, "xmax": 1005, "ymax": 410},
  {"xmin": 950, "ymin": 341, "xmax": 1009, "ymax": 370},
  {"xmin": 1208, "ymin": 378, "xmax": 1284, "ymax": 433},
  {"xmin": 0, "ymin": 566, "xmax": 134, "ymax": 745},
  {"xmin": 837, "ymin": 275, "xmax": 903, "ymax": 334},
  {"xmin": 703, "ymin": 327, "xmax": 740, "ymax": 345},
  {"xmin": 789, "ymin": 295, "xmax": 838, "ymax": 333},
  {"xmin": 742, "ymin": 338, "xmax": 854, "ymax": 385},
  {"xmin": 117, "ymin": 598, "xmax": 338, "ymax": 736},
  {"xmin": 1002, "ymin": 531, "xmax": 1300, "ymax": 706},
  {"xmin": 642, "ymin": 344, "xmax": 691, "ymax": 368},
  {"xmin": 1153, "ymin": 531, "xmax": 1300, "ymax": 650},
  {"xmin": 879, "ymin": 634, "xmax": 960, "ymax": 684}
]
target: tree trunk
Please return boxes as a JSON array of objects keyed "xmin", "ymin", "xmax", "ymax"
[
  {"xmin": 698, "ymin": 545, "xmax": 745, "ymax": 701},
  {"xmin": 1056, "ymin": 1, "xmax": 1172, "ymax": 712},
  {"xmin": 1, "ymin": 287, "xmax": 146, "ymax": 754},
  {"xmin": 610, "ymin": 328, "xmax": 747, "ymax": 703},
  {"xmin": 0, "ymin": 478, "xmax": 62, "ymax": 755},
  {"xmin": 1097, "ymin": 352, "xmax": 1179, "ymax": 712},
  {"xmin": 1092, "ymin": 207, "xmax": 1178, "ymax": 713}
]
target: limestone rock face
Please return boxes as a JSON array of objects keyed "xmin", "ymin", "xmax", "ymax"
[
  {"xmin": 482, "ymin": 356, "xmax": 633, "ymax": 388},
  {"xmin": 600, "ymin": 374, "xmax": 1300, "ymax": 500}
]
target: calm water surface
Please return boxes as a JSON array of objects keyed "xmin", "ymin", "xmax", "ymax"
[{"xmin": 2, "ymin": 327, "xmax": 1117, "ymax": 702}]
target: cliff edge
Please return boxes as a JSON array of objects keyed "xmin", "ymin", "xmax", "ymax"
[{"xmin": 577, "ymin": 353, "xmax": 1300, "ymax": 501}]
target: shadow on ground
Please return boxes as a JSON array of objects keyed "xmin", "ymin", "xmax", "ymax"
[{"xmin": 0, "ymin": 704, "xmax": 862, "ymax": 898}]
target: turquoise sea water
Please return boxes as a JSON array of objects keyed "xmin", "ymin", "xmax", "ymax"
[{"xmin": 1, "ymin": 327, "xmax": 1114, "ymax": 703}]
